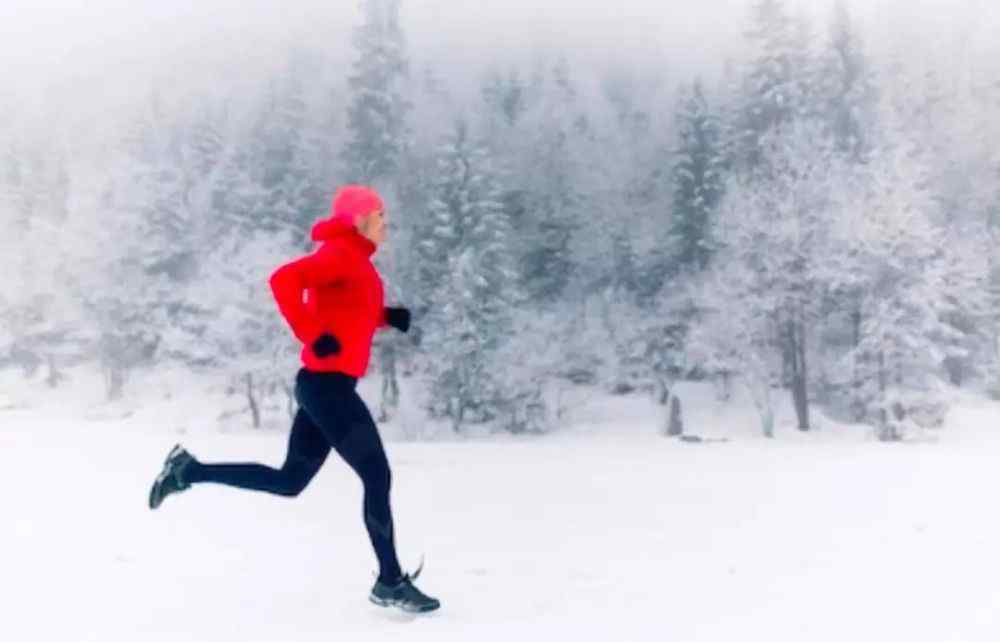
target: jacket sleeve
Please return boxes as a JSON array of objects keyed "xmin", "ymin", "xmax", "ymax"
[{"xmin": 268, "ymin": 248, "xmax": 351, "ymax": 345}]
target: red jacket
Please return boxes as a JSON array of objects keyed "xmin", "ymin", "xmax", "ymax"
[{"xmin": 269, "ymin": 219, "xmax": 387, "ymax": 377}]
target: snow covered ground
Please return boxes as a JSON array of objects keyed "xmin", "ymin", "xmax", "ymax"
[{"xmin": 3, "ymin": 375, "xmax": 1000, "ymax": 642}]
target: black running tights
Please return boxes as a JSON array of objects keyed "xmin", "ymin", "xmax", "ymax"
[{"xmin": 185, "ymin": 369, "xmax": 403, "ymax": 583}]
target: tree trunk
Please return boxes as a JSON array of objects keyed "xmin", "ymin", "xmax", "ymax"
[
  {"xmin": 795, "ymin": 313, "xmax": 810, "ymax": 431},
  {"xmin": 656, "ymin": 377, "xmax": 684, "ymax": 437},
  {"xmin": 755, "ymin": 382, "xmax": 775, "ymax": 439},
  {"xmin": 762, "ymin": 405, "xmax": 774, "ymax": 439},
  {"xmin": 786, "ymin": 316, "xmax": 810, "ymax": 431},
  {"xmin": 851, "ymin": 306, "xmax": 864, "ymax": 422},
  {"xmin": 245, "ymin": 373, "xmax": 261, "ymax": 429},
  {"xmin": 668, "ymin": 396, "xmax": 684, "ymax": 437},
  {"xmin": 780, "ymin": 320, "xmax": 794, "ymax": 388},
  {"xmin": 45, "ymin": 355, "xmax": 63, "ymax": 388},
  {"xmin": 281, "ymin": 381, "xmax": 296, "ymax": 422},
  {"xmin": 717, "ymin": 370, "xmax": 732, "ymax": 401},
  {"xmin": 106, "ymin": 365, "xmax": 124, "ymax": 401},
  {"xmin": 877, "ymin": 348, "xmax": 887, "ymax": 428},
  {"xmin": 378, "ymin": 343, "xmax": 400, "ymax": 423},
  {"xmin": 875, "ymin": 349, "xmax": 900, "ymax": 441},
  {"xmin": 745, "ymin": 367, "xmax": 774, "ymax": 439},
  {"xmin": 451, "ymin": 397, "xmax": 463, "ymax": 433}
]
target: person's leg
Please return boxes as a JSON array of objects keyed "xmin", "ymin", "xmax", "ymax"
[
  {"xmin": 333, "ymin": 397, "xmax": 403, "ymax": 583},
  {"xmin": 296, "ymin": 371, "xmax": 403, "ymax": 583},
  {"xmin": 184, "ymin": 409, "xmax": 330, "ymax": 497}
]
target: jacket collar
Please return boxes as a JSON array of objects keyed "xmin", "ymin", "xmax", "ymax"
[
  {"xmin": 311, "ymin": 218, "xmax": 377, "ymax": 257},
  {"xmin": 344, "ymin": 230, "xmax": 377, "ymax": 257}
]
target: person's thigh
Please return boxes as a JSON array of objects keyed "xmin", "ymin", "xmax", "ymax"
[
  {"xmin": 329, "ymin": 392, "xmax": 389, "ymax": 474},
  {"xmin": 282, "ymin": 408, "xmax": 331, "ymax": 476},
  {"xmin": 295, "ymin": 371, "xmax": 370, "ymax": 448}
]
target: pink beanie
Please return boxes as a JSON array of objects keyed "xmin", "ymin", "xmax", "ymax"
[
  {"xmin": 311, "ymin": 185, "xmax": 385, "ymax": 242},
  {"xmin": 329, "ymin": 185, "xmax": 384, "ymax": 226}
]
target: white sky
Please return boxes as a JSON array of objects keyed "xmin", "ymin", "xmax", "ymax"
[{"xmin": 1, "ymin": 0, "xmax": 997, "ymax": 120}]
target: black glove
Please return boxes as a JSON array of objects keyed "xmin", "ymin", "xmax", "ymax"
[
  {"xmin": 312, "ymin": 333, "xmax": 341, "ymax": 358},
  {"xmin": 385, "ymin": 307, "xmax": 411, "ymax": 333}
]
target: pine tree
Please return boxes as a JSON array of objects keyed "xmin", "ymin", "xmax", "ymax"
[
  {"xmin": 1, "ymin": 135, "xmax": 36, "ymax": 230},
  {"xmin": 668, "ymin": 80, "xmax": 726, "ymax": 276},
  {"xmin": 343, "ymin": 0, "xmax": 413, "ymax": 420},
  {"xmin": 481, "ymin": 55, "xmax": 579, "ymax": 303},
  {"xmin": 734, "ymin": 0, "xmax": 815, "ymax": 169},
  {"xmin": 481, "ymin": 67, "xmax": 527, "ymax": 129},
  {"xmin": 688, "ymin": 266, "xmax": 779, "ymax": 438},
  {"xmin": 86, "ymin": 95, "xmax": 212, "ymax": 392},
  {"xmin": 192, "ymin": 229, "xmax": 296, "ymax": 427},
  {"xmin": 342, "ymin": 0, "xmax": 411, "ymax": 183},
  {"xmin": 213, "ymin": 118, "xmax": 264, "ymax": 239},
  {"xmin": 245, "ymin": 64, "xmax": 324, "ymax": 244},
  {"xmin": 0, "ymin": 132, "xmax": 77, "ymax": 381},
  {"xmin": 710, "ymin": 119, "xmax": 853, "ymax": 433},
  {"xmin": 418, "ymin": 120, "xmax": 517, "ymax": 431},
  {"xmin": 182, "ymin": 101, "xmax": 227, "ymax": 233},
  {"xmin": 825, "ymin": 103, "xmax": 981, "ymax": 439},
  {"xmin": 989, "ymin": 160, "xmax": 1000, "ymax": 386},
  {"xmin": 816, "ymin": 1, "xmax": 877, "ymax": 158}
]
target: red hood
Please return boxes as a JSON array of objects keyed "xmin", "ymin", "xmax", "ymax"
[
  {"xmin": 310, "ymin": 217, "xmax": 377, "ymax": 256},
  {"xmin": 311, "ymin": 217, "xmax": 354, "ymax": 242}
]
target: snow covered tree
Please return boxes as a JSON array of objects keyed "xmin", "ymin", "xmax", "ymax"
[
  {"xmin": 244, "ymin": 63, "xmax": 326, "ymax": 245},
  {"xmin": 517, "ymin": 56, "xmax": 581, "ymax": 302},
  {"xmin": 492, "ymin": 305, "xmax": 570, "ymax": 433},
  {"xmin": 76, "ymin": 95, "xmax": 217, "ymax": 395},
  {"xmin": 417, "ymin": 120, "xmax": 518, "ymax": 431},
  {"xmin": 988, "ymin": 218, "xmax": 1000, "ymax": 396},
  {"xmin": 192, "ymin": 230, "xmax": 297, "ymax": 428},
  {"xmin": 342, "ymin": 0, "xmax": 411, "ymax": 183},
  {"xmin": 820, "ymin": 101, "xmax": 983, "ymax": 439},
  {"xmin": 988, "ymin": 154, "xmax": 1000, "ymax": 392},
  {"xmin": 815, "ymin": 1, "xmax": 877, "ymax": 158},
  {"xmin": 1, "ymin": 136, "xmax": 36, "ymax": 229},
  {"xmin": 479, "ymin": 55, "xmax": 581, "ymax": 304},
  {"xmin": 668, "ymin": 80, "xmax": 726, "ymax": 275},
  {"xmin": 342, "ymin": 0, "xmax": 413, "ymax": 420},
  {"xmin": 688, "ymin": 267, "xmax": 780, "ymax": 438},
  {"xmin": 733, "ymin": 0, "xmax": 815, "ymax": 169},
  {"xmin": 612, "ymin": 81, "xmax": 726, "ymax": 405},
  {"xmin": 213, "ymin": 129, "xmax": 265, "ymax": 240},
  {"xmin": 0, "ymin": 128, "xmax": 79, "ymax": 382},
  {"xmin": 481, "ymin": 67, "xmax": 527, "ymax": 129},
  {"xmin": 706, "ymin": 119, "xmax": 852, "ymax": 433}
]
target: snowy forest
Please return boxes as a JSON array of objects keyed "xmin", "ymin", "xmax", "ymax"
[{"xmin": 2, "ymin": 0, "xmax": 999, "ymax": 441}]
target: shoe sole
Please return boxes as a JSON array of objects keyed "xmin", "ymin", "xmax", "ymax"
[
  {"xmin": 149, "ymin": 445, "xmax": 186, "ymax": 510},
  {"xmin": 148, "ymin": 467, "xmax": 171, "ymax": 510},
  {"xmin": 369, "ymin": 595, "xmax": 440, "ymax": 613}
]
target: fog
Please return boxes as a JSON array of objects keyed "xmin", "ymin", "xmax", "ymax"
[
  {"xmin": 3, "ymin": 0, "xmax": 997, "ymax": 121},
  {"xmin": 3, "ymin": 4, "xmax": 1000, "ymax": 635},
  {"xmin": 1, "ymin": 0, "xmax": 998, "ymax": 437}
]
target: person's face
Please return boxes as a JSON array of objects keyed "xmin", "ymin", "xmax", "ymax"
[{"xmin": 356, "ymin": 208, "xmax": 386, "ymax": 246}]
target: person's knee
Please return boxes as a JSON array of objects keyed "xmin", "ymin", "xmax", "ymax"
[
  {"xmin": 279, "ymin": 464, "xmax": 316, "ymax": 497},
  {"xmin": 337, "ymin": 421, "xmax": 382, "ymax": 462},
  {"xmin": 280, "ymin": 480, "xmax": 308, "ymax": 497}
]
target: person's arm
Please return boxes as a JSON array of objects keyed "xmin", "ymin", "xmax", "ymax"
[{"xmin": 268, "ymin": 248, "xmax": 350, "ymax": 345}]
